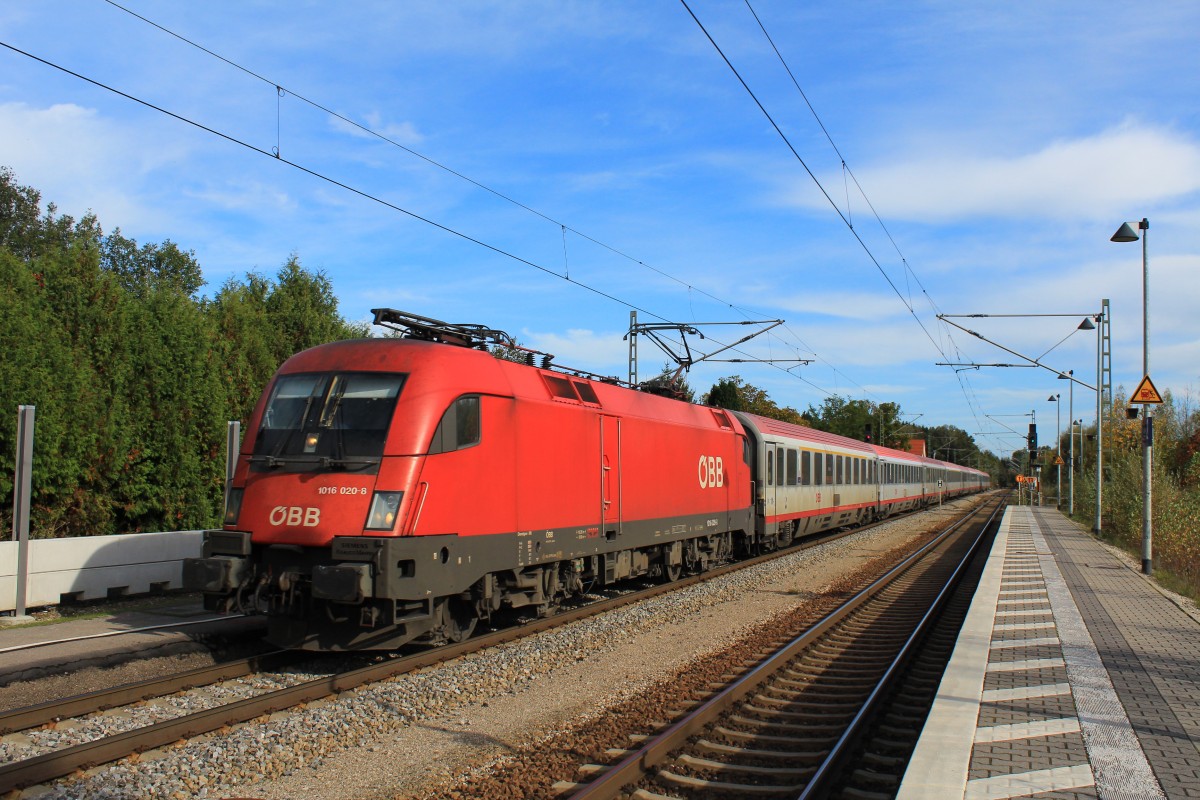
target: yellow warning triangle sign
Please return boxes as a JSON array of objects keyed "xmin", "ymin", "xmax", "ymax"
[
  {"xmin": 1055, "ymin": 456, "xmax": 1065, "ymax": 465},
  {"xmin": 1132, "ymin": 374, "xmax": 1164, "ymax": 404}
]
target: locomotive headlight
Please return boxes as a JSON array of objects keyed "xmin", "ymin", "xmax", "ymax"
[
  {"xmin": 365, "ymin": 491, "xmax": 404, "ymax": 531},
  {"xmin": 223, "ymin": 488, "xmax": 244, "ymax": 526}
]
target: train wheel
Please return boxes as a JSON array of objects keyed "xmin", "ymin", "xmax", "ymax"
[
  {"xmin": 437, "ymin": 597, "xmax": 477, "ymax": 644},
  {"xmin": 664, "ymin": 562, "xmax": 682, "ymax": 583}
]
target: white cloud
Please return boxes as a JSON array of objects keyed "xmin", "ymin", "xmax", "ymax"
[
  {"xmin": 185, "ymin": 180, "xmax": 296, "ymax": 214},
  {"xmin": 329, "ymin": 112, "xmax": 423, "ymax": 146},
  {"xmin": 519, "ymin": 327, "xmax": 629, "ymax": 375},
  {"xmin": 781, "ymin": 121, "xmax": 1200, "ymax": 222},
  {"xmin": 0, "ymin": 101, "xmax": 183, "ymax": 228}
]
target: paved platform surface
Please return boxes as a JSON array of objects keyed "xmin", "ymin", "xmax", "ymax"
[
  {"xmin": 0, "ymin": 598, "xmax": 264, "ymax": 685},
  {"xmin": 899, "ymin": 505, "xmax": 1200, "ymax": 799}
]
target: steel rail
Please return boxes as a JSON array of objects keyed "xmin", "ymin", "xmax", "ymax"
[
  {"xmin": 0, "ymin": 613, "xmax": 251, "ymax": 655},
  {"xmin": 566, "ymin": 496, "xmax": 1002, "ymax": 800},
  {"xmin": 797, "ymin": 495, "xmax": 1005, "ymax": 798},
  {"xmin": 0, "ymin": 499, "xmax": 980, "ymax": 793},
  {"xmin": 0, "ymin": 649, "xmax": 292, "ymax": 735}
]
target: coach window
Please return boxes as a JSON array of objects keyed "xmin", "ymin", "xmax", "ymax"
[
  {"xmin": 801, "ymin": 451, "xmax": 812, "ymax": 485},
  {"xmin": 787, "ymin": 449, "xmax": 798, "ymax": 486},
  {"xmin": 825, "ymin": 454, "xmax": 835, "ymax": 485},
  {"xmin": 853, "ymin": 458, "xmax": 860, "ymax": 485},
  {"xmin": 777, "ymin": 448, "xmax": 786, "ymax": 488},
  {"xmin": 766, "ymin": 447, "xmax": 774, "ymax": 486},
  {"xmin": 833, "ymin": 456, "xmax": 841, "ymax": 485},
  {"xmin": 814, "ymin": 453, "xmax": 823, "ymax": 486}
]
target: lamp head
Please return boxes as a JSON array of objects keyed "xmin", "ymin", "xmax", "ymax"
[
  {"xmin": 1111, "ymin": 221, "xmax": 1140, "ymax": 243},
  {"xmin": 1047, "ymin": 394, "xmax": 1059, "ymax": 402},
  {"xmin": 1077, "ymin": 317, "xmax": 1095, "ymax": 331}
]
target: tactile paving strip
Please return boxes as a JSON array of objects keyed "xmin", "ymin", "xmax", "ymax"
[{"xmin": 898, "ymin": 507, "xmax": 1166, "ymax": 800}]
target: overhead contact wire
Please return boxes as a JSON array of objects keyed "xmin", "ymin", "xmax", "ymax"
[
  {"xmin": 102, "ymin": 0, "xmax": 849, "ymax": 395},
  {"xmin": 739, "ymin": 0, "xmax": 993, "ymax": 426},
  {"xmin": 0, "ymin": 40, "xmax": 670, "ymax": 327}
]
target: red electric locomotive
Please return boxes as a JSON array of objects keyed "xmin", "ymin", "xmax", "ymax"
[
  {"xmin": 185, "ymin": 309, "xmax": 990, "ymax": 651},
  {"xmin": 186, "ymin": 310, "xmax": 756, "ymax": 650}
]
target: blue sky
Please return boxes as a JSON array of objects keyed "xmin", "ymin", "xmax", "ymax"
[{"xmin": 3, "ymin": 1, "xmax": 1198, "ymax": 458}]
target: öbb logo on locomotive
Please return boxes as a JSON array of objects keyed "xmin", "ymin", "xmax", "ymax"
[
  {"xmin": 698, "ymin": 455, "xmax": 725, "ymax": 488},
  {"xmin": 182, "ymin": 308, "xmax": 989, "ymax": 652},
  {"xmin": 268, "ymin": 506, "xmax": 321, "ymax": 528}
]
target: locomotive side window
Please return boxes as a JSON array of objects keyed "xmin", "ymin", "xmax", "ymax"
[
  {"xmin": 429, "ymin": 395, "xmax": 482, "ymax": 454},
  {"xmin": 455, "ymin": 396, "xmax": 481, "ymax": 448},
  {"xmin": 786, "ymin": 449, "xmax": 798, "ymax": 486}
]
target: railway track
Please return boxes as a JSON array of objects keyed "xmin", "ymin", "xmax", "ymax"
[
  {"xmin": 0, "ymin": 501, "xmax": 986, "ymax": 795},
  {"xmin": 555, "ymin": 495, "xmax": 1005, "ymax": 800}
]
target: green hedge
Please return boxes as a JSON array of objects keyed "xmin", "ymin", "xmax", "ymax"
[{"xmin": 0, "ymin": 168, "xmax": 366, "ymax": 538}]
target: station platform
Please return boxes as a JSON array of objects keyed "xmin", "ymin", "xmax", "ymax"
[
  {"xmin": 0, "ymin": 598, "xmax": 264, "ymax": 686},
  {"xmin": 899, "ymin": 505, "xmax": 1200, "ymax": 799}
]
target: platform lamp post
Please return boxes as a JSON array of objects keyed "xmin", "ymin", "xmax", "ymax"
[
  {"xmin": 1047, "ymin": 392, "xmax": 1060, "ymax": 509},
  {"xmin": 1059, "ymin": 370, "xmax": 1075, "ymax": 515},
  {"xmin": 1076, "ymin": 313, "xmax": 1102, "ymax": 535},
  {"xmin": 1112, "ymin": 218, "xmax": 1151, "ymax": 574}
]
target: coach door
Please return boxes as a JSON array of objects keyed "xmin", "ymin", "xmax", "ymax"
[
  {"xmin": 763, "ymin": 443, "xmax": 778, "ymax": 528},
  {"xmin": 600, "ymin": 416, "xmax": 622, "ymax": 536}
]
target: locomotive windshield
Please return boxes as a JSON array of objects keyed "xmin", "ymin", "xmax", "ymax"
[{"xmin": 252, "ymin": 372, "xmax": 405, "ymax": 470}]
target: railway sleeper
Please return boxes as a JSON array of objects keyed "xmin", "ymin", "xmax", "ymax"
[
  {"xmin": 673, "ymin": 753, "xmax": 815, "ymax": 778},
  {"xmin": 789, "ymin": 661, "xmax": 883, "ymax": 677},
  {"xmin": 656, "ymin": 768, "xmax": 807, "ymax": 794},
  {"xmin": 849, "ymin": 768, "xmax": 902, "ymax": 790},
  {"xmin": 861, "ymin": 751, "xmax": 907, "ymax": 769},
  {"xmin": 742, "ymin": 705, "xmax": 856, "ymax": 725},
  {"xmin": 696, "ymin": 739, "xmax": 827, "ymax": 764},
  {"xmin": 762, "ymin": 682, "xmax": 863, "ymax": 699},
  {"xmin": 753, "ymin": 697, "xmax": 861, "ymax": 715},
  {"xmin": 713, "ymin": 725, "xmax": 832, "ymax": 751},
  {"xmin": 727, "ymin": 716, "xmax": 841, "ymax": 740}
]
